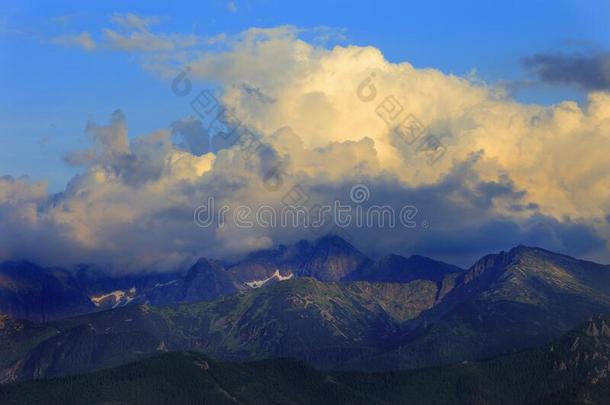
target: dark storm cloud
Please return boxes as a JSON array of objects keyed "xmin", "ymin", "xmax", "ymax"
[
  {"xmin": 171, "ymin": 118, "xmax": 211, "ymax": 156},
  {"xmin": 316, "ymin": 155, "xmax": 606, "ymax": 268},
  {"xmin": 522, "ymin": 52, "xmax": 610, "ymax": 91}
]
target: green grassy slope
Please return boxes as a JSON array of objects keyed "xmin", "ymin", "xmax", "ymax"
[{"xmin": 4, "ymin": 315, "xmax": 610, "ymax": 405}]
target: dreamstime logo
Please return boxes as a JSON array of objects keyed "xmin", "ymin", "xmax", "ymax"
[
  {"xmin": 350, "ymin": 184, "xmax": 370, "ymax": 204},
  {"xmin": 193, "ymin": 184, "xmax": 421, "ymax": 230}
]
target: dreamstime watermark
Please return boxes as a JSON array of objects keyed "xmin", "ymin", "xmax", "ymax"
[
  {"xmin": 171, "ymin": 67, "xmax": 286, "ymax": 192},
  {"xmin": 171, "ymin": 68, "xmax": 357, "ymax": 240},
  {"xmin": 170, "ymin": 70, "xmax": 421, "ymax": 240},
  {"xmin": 356, "ymin": 72, "xmax": 447, "ymax": 165},
  {"xmin": 194, "ymin": 184, "xmax": 420, "ymax": 230},
  {"xmin": 176, "ymin": 79, "xmax": 269, "ymax": 163}
]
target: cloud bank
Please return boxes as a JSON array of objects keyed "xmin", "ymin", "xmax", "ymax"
[
  {"xmin": 3, "ymin": 27, "xmax": 610, "ymax": 271},
  {"xmin": 523, "ymin": 52, "xmax": 610, "ymax": 91}
]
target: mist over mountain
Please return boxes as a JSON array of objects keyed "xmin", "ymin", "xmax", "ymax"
[
  {"xmin": 0, "ymin": 261, "xmax": 95, "ymax": 322},
  {"xmin": 0, "ymin": 235, "xmax": 439, "ymax": 319}
]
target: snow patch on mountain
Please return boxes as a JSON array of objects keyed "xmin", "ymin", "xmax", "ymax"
[
  {"xmin": 90, "ymin": 287, "xmax": 137, "ymax": 308},
  {"xmin": 153, "ymin": 279, "xmax": 178, "ymax": 289},
  {"xmin": 245, "ymin": 270, "xmax": 293, "ymax": 288}
]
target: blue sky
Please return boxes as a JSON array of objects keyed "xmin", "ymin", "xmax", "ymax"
[{"xmin": 1, "ymin": 0, "xmax": 608, "ymax": 190}]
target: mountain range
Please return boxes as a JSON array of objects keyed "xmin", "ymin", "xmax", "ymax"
[
  {"xmin": 0, "ymin": 235, "xmax": 460, "ymax": 319},
  {"xmin": 2, "ymin": 236, "xmax": 610, "ymax": 386},
  {"xmin": 0, "ymin": 261, "xmax": 95, "ymax": 322}
]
